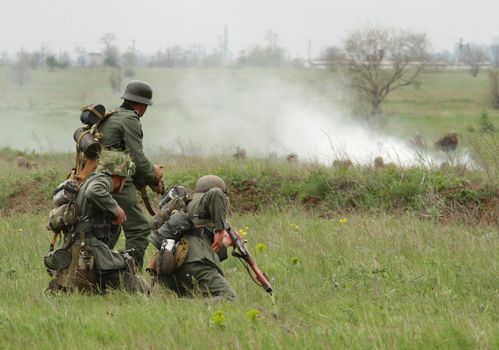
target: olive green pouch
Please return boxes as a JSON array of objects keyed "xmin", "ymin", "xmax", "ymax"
[{"xmin": 91, "ymin": 239, "xmax": 127, "ymax": 272}]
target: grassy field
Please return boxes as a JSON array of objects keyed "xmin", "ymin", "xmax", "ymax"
[
  {"xmin": 0, "ymin": 210, "xmax": 497, "ymax": 349},
  {"xmin": 0, "ymin": 67, "xmax": 498, "ymax": 348},
  {"xmin": 0, "ymin": 66, "xmax": 497, "ymax": 152},
  {"xmin": 0, "ymin": 149, "xmax": 497, "ymax": 349}
]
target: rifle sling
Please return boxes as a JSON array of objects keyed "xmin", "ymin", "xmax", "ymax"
[{"xmin": 140, "ymin": 187, "xmax": 156, "ymax": 216}]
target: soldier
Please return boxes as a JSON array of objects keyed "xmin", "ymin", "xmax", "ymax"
[
  {"xmin": 98, "ymin": 80, "xmax": 164, "ymax": 268},
  {"xmin": 150, "ymin": 175, "xmax": 236, "ymax": 301},
  {"xmin": 46, "ymin": 150, "xmax": 149, "ymax": 294}
]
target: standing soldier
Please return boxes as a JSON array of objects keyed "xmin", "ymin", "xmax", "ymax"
[
  {"xmin": 98, "ymin": 80, "xmax": 164, "ymax": 268},
  {"xmin": 46, "ymin": 150, "xmax": 149, "ymax": 293}
]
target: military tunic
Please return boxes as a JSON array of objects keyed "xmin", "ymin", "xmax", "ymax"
[
  {"xmin": 161, "ymin": 188, "xmax": 236, "ymax": 300},
  {"xmin": 98, "ymin": 104, "xmax": 157, "ymax": 267},
  {"xmin": 52, "ymin": 174, "xmax": 133, "ymax": 291}
]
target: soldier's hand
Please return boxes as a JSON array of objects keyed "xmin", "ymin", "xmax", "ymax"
[
  {"xmin": 150, "ymin": 181, "xmax": 164, "ymax": 195},
  {"xmin": 113, "ymin": 207, "xmax": 127, "ymax": 225},
  {"xmin": 222, "ymin": 231, "xmax": 233, "ymax": 247},
  {"xmin": 211, "ymin": 230, "xmax": 226, "ymax": 253},
  {"xmin": 155, "ymin": 165, "xmax": 164, "ymax": 181}
]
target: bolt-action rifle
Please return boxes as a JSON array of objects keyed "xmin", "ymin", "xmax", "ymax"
[{"xmin": 227, "ymin": 225, "xmax": 273, "ymax": 294}]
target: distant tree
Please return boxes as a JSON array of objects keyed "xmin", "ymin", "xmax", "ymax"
[
  {"xmin": 238, "ymin": 31, "xmax": 286, "ymax": 67},
  {"xmin": 101, "ymin": 33, "xmax": 119, "ymax": 67},
  {"xmin": 46, "ymin": 55, "xmax": 59, "ymax": 71},
  {"xmin": 342, "ymin": 26, "xmax": 430, "ymax": 122},
  {"xmin": 46, "ymin": 53, "xmax": 70, "ymax": 71},
  {"xmin": 488, "ymin": 70, "xmax": 499, "ymax": 109},
  {"xmin": 11, "ymin": 51, "xmax": 31, "ymax": 86},
  {"xmin": 122, "ymin": 50, "xmax": 137, "ymax": 67},
  {"xmin": 462, "ymin": 43, "xmax": 488, "ymax": 77},
  {"xmin": 0, "ymin": 50, "xmax": 8, "ymax": 65},
  {"xmin": 58, "ymin": 52, "xmax": 71, "ymax": 69}
]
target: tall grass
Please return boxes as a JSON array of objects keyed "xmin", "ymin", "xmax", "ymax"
[{"xmin": 0, "ymin": 211, "xmax": 497, "ymax": 349}]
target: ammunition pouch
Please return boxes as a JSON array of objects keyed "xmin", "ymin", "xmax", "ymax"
[
  {"xmin": 174, "ymin": 237, "xmax": 189, "ymax": 270},
  {"xmin": 91, "ymin": 239, "xmax": 127, "ymax": 273},
  {"xmin": 47, "ymin": 202, "xmax": 79, "ymax": 233}
]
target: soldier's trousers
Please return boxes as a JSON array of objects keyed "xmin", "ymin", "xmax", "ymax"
[
  {"xmin": 162, "ymin": 261, "xmax": 236, "ymax": 301},
  {"xmin": 108, "ymin": 181, "xmax": 150, "ymax": 268}
]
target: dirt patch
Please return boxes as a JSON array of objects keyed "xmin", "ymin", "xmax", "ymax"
[{"xmin": 1, "ymin": 177, "xmax": 50, "ymax": 216}]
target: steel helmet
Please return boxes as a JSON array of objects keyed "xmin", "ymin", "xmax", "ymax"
[
  {"xmin": 121, "ymin": 80, "xmax": 153, "ymax": 106},
  {"xmin": 96, "ymin": 150, "xmax": 136, "ymax": 177},
  {"xmin": 194, "ymin": 175, "xmax": 227, "ymax": 193}
]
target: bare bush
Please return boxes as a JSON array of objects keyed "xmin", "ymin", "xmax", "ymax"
[
  {"xmin": 462, "ymin": 44, "xmax": 488, "ymax": 77},
  {"xmin": 101, "ymin": 33, "xmax": 119, "ymax": 67},
  {"xmin": 343, "ymin": 26, "xmax": 430, "ymax": 124},
  {"xmin": 488, "ymin": 70, "xmax": 499, "ymax": 109},
  {"xmin": 11, "ymin": 51, "xmax": 31, "ymax": 86}
]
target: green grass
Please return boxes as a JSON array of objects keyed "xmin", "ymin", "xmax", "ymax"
[
  {"xmin": 0, "ymin": 66, "xmax": 497, "ymax": 151},
  {"xmin": 1, "ymin": 150, "xmax": 497, "ymax": 225},
  {"xmin": 0, "ymin": 66, "xmax": 498, "ymax": 349},
  {"xmin": 0, "ymin": 210, "xmax": 497, "ymax": 349}
]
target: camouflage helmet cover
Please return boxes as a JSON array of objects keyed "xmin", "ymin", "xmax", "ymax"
[
  {"xmin": 194, "ymin": 175, "xmax": 227, "ymax": 193},
  {"xmin": 121, "ymin": 80, "xmax": 153, "ymax": 106},
  {"xmin": 96, "ymin": 150, "xmax": 136, "ymax": 177}
]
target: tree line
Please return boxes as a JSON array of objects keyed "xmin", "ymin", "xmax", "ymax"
[{"xmin": 4, "ymin": 26, "xmax": 499, "ymax": 126}]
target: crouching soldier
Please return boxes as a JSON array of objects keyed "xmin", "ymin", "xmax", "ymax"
[
  {"xmin": 148, "ymin": 175, "xmax": 236, "ymax": 301},
  {"xmin": 45, "ymin": 150, "xmax": 150, "ymax": 294}
]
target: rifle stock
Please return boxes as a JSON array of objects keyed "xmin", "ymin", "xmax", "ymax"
[{"xmin": 227, "ymin": 226, "xmax": 273, "ymax": 294}]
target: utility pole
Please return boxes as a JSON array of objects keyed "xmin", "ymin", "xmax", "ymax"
[
  {"xmin": 308, "ymin": 39, "xmax": 312, "ymax": 65},
  {"xmin": 223, "ymin": 25, "xmax": 229, "ymax": 64},
  {"xmin": 457, "ymin": 38, "xmax": 463, "ymax": 68}
]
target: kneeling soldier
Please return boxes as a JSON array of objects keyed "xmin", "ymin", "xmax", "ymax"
[
  {"xmin": 149, "ymin": 175, "xmax": 236, "ymax": 301},
  {"xmin": 46, "ymin": 150, "xmax": 149, "ymax": 294}
]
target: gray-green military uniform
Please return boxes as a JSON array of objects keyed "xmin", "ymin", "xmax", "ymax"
[
  {"xmin": 98, "ymin": 104, "xmax": 157, "ymax": 267},
  {"xmin": 160, "ymin": 188, "xmax": 236, "ymax": 300},
  {"xmin": 49, "ymin": 172, "xmax": 147, "ymax": 293}
]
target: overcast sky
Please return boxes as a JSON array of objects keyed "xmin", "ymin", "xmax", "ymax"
[{"xmin": 2, "ymin": 0, "xmax": 498, "ymax": 58}]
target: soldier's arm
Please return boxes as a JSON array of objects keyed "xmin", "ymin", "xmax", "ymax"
[
  {"xmin": 85, "ymin": 177, "xmax": 120, "ymax": 218},
  {"xmin": 121, "ymin": 114, "xmax": 157, "ymax": 185},
  {"xmin": 204, "ymin": 188, "xmax": 229, "ymax": 231}
]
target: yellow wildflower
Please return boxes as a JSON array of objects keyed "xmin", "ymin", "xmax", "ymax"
[
  {"xmin": 239, "ymin": 228, "xmax": 248, "ymax": 237},
  {"xmin": 255, "ymin": 242, "xmax": 267, "ymax": 253},
  {"xmin": 246, "ymin": 309, "xmax": 260, "ymax": 321}
]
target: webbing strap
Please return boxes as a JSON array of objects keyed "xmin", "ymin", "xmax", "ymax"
[{"xmin": 88, "ymin": 106, "xmax": 104, "ymax": 120}]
